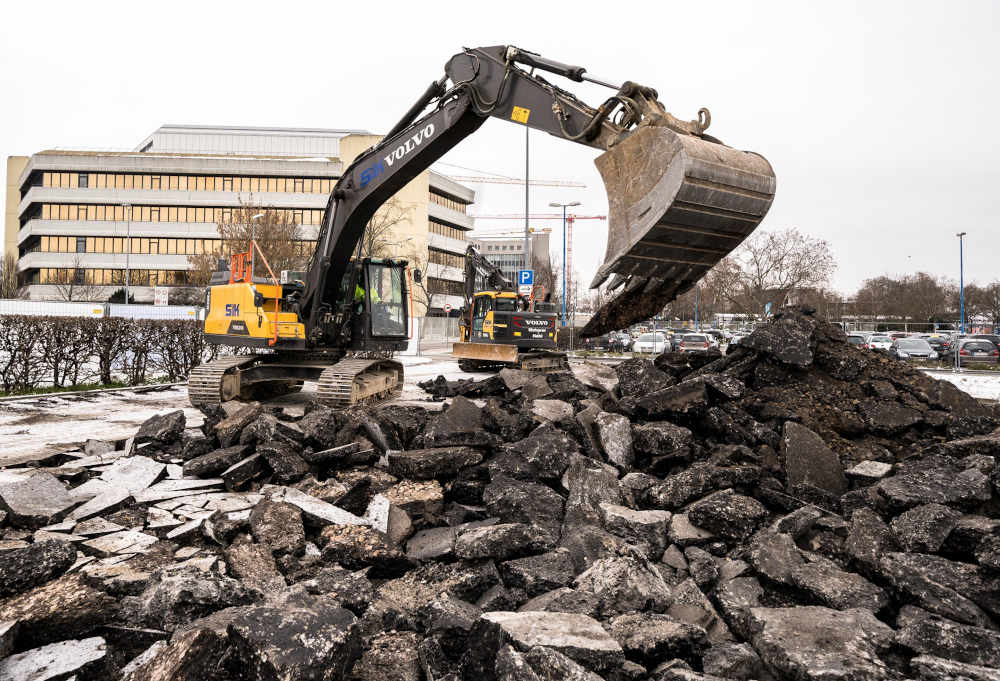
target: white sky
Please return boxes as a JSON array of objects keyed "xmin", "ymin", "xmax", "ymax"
[{"xmin": 2, "ymin": 0, "xmax": 997, "ymax": 294}]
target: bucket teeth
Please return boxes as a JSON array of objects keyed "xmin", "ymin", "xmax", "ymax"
[{"xmin": 585, "ymin": 126, "xmax": 775, "ymax": 337}]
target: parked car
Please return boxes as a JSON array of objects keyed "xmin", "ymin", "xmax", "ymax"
[
  {"xmin": 956, "ymin": 338, "xmax": 1000, "ymax": 366},
  {"xmin": 633, "ymin": 332, "xmax": 668, "ymax": 354},
  {"xmin": 847, "ymin": 333, "xmax": 869, "ymax": 349},
  {"xmin": 668, "ymin": 331, "xmax": 685, "ymax": 351},
  {"xmin": 971, "ymin": 334, "xmax": 1000, "ymax": 349},
  {"xmin": 730, "ymin": 333, "xmax": 748, "ymax": 347},
  {"xmin": 582, "ymin": 334, "xmax": 612, "ymax": 352},
  {"xmin": 867, "ymin": 334, "xmax": 893, "ymax": 351},
  {"xmin": 889, "ymin": 338, "xmax": 938, "ymax": 361},
  {"xmin": 608, "ymin": 332, "xmax": 632, "ymax": 352},
  {"xmin": 679, "ymin": 333, "xmax": 711, "ymax": 352},
  {"xmin": 925, "ymin": 336, "xmax": 952, "ymax": 355},
  {"xmin": 705, "ymin": 330, "xmax": 725, "ymax": 347}
]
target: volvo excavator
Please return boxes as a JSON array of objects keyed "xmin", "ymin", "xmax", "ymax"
[
  {"xmin": 453, "ymin": 245, "xmax": 567, "ymax": 373},
  {"xmin": 188, "ymin": 44, "xmax": 776, "ymax": 409}
]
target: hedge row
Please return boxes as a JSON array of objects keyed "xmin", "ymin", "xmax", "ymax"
[{"xmin": 0, "ymin": 316, "xmax": 221, "ymax": 393}]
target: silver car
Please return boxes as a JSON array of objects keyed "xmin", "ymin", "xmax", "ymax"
[{"xmin": 890, "ymin": 338, "xmax": 938, "ymax": 361}]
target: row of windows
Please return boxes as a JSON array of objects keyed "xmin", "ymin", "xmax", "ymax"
[
  {"xmin": 482, "ymin": 243, "xmax": 524, "ymax": 252},
  {"xmin": 427, "ymin": 276, "xmax": 465, "ymax": 297},
  {"xmin": 428, "ymin": 248, "xmax": 465, "ymax": 269},
  {"xmin": 37, "ymin": 204, "xmax": 326, "ymax": 226},
  {"xmin": 33, "ymin": 235, "xmax": 318, "ymax": 257},
  {"xmin": 429, "ymin": 190, "xmax": 469, "ymax": 214},
  {"xmin": 40, "ymin": 172, "xmax": 335, "ymax": 194},
  {"xmin": 429, "ymin": 219, "xmax": 468, "ymax": 241},
  {"xmin": 33, "ymin": 268, "xmax": 193, "ymax": 286}
]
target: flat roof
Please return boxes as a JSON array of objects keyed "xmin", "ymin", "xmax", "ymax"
[{"xmin": 148, "ymin": 124, "xmax": 371, "ymax": 137}]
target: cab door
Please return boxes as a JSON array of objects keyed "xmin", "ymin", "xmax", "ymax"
[{"xmin": 472, "ymin": 295, "xmax": 491, "ymax": 340}]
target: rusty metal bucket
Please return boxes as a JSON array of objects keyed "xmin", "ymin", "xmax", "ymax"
[{"xmin": 583, "ymin": 126, "xmax": 775, "ymax": 337}]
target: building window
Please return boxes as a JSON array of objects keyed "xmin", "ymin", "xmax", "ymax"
[
  {"xmin": 78, "ymin": 173, "xmax": 88, "ymax": 188},
  {"xmin": 429, "ymin": 190, "xmax": 468, "ymax": 214},
  {"xmin": 76, "ymin": 237, "xmax": 86, "ymax": 253},
  {"xmin": 427, "ymin": 276, "xmax": 465, "ymax": 297},
  {"xmin": 428, "ymin": 248, "xmax": 464, "ymax": 269},
  {"xmin": 429, "ymin": 219, "xmax": 468, "ymax": 241}
]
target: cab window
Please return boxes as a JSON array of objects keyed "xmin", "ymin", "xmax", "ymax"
[
  {"xmin": 494, "ymin": 297, "xmax": 517, "ymax": 312},
  {"xmin": 367, "ymin": 264, "xmax": 406, "ymax": 336}
]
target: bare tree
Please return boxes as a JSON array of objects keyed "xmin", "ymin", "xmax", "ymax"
[
  {"xmin": 713, "ymin": 228, "xmax": 836, "ymax": 314},
  {"xmin": 51, "ymin": 257, "xmax": 101, "ymax": 301},
  {"xmin": 532, "ymin": 253, "xmax": 557, "ymax": 302},
  {"xmin": 403, "ymin": 244, "xmax": 435, "ymax": 315},
  {"xmin": 187, "ymin": 200, "xmax": 309, "ymax": 286},
  {"xmin": 0, "ymin": 254, "xmax": 20, "ymax": 299},
  {"xmin": 981, "ymin": 282, "xmax": 1000, "ymax": 326},
  {"xmin": 360, "ymin": 198, "xmax": 413, "ymax": 258},
  {"xmin": 958, "ymin": 283, "xmax": 986, "ymax": 322}
]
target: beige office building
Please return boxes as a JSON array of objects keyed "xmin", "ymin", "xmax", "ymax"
[{"xmin": 5, "ymin": 125, "xmax": 474, "ymax": 313}]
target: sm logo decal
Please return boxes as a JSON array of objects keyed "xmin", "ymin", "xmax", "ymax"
[{"xmin": 225, "ymin": 304, "xmax": 240, "ymax": 317}]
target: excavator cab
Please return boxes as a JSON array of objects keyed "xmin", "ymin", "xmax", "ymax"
[{"xmin": 357, "ymin": 258, "xmax": 410, "ymax": 344}]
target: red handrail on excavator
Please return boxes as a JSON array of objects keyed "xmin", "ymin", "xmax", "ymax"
[{"xmin": 229, "ymin": 242, "xmax": 283, "ymax": 347}]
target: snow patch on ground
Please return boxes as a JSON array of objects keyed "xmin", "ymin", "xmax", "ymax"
[
  {"xmin": 922, "ymin": 369, "xmax": 1000, "ymax": 401},
  {"xmin": 0, "ymin": 350, "xmax": 484, "ymax": 464}
]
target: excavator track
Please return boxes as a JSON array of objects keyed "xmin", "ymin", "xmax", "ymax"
[
  {"xmin": 517, "ymin": 351, "xmax": 569, "ymax": 373},
  {"xmin": 187, "ymin": 355, "xmax": 260, "ymax": 407},
  {"xmin": 315, "ymin": 358, "xmax": 404, "ymax": 409}
]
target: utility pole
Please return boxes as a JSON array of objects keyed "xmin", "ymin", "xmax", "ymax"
[
  {"xmin": 694, "ymin": 285, "xmax": 699, "ymax": 330},
  {"xmin": 524, "ymin": 124, "xmax": 530, "ymax": 274},
  {"xmin": 957, "ymin": 232, "xmax": 967, "ymax": 335}
]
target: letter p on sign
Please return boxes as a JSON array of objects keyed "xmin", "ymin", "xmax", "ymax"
[{"xmin": 519, "ymin": 270, "xmax": 534, "ymax": 286}]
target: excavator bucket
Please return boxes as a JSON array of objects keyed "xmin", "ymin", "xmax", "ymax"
[
  {"xmin": 583, "ymin": 126, "xmax": 775, "ymax": 337},
  {"xmin": 452, "ymin": 341, "xmax": 520, "ymax": 364}
]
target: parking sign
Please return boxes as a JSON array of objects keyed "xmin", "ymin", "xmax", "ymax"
[{"xmin": 518, "ymin": 270, "xmax": 534, "ymax": 286}]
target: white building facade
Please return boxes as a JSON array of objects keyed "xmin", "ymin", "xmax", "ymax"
[{"xmin": 7, "ymin": 125, "xmax": 474, "ymax": 310}]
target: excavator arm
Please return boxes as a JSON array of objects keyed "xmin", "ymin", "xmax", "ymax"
[
  {"xmin": 299, "ymin": 45, "xmax": 775, "ymax": 343},
  {"xmin": 462, "ymin": 245, "xmax": 513, "ymax": 307}
]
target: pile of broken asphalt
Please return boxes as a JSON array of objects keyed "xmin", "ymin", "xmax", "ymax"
[{"xmin": 2, "ymin": 306, "xmax": 1000, "ymax": 681}]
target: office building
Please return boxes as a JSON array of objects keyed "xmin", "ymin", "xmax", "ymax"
[
  {"xmin": 469, "ymin": 230, "xmax": 551, "ymax": 283},
  {"xmin": 6, "ymin": 125, "xmax": 474, "ymax": 312}
]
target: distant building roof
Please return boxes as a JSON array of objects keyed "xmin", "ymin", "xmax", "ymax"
[{"xmin": 135, "ymin": 124, "xmax": 372, "ymax": 157}]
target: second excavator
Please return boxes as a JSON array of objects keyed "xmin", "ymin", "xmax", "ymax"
[
  {"xmin": 189, "ymin": 44, "xmax": 776, "ymax": 409},
  {"xmin": 453, "ymin": 245, "xmax": 567, "ymax": 373}
]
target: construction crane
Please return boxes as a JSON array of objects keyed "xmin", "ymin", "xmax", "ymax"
[
  {"xmin": 471, "ymin": 213, "xmax": 605, "ymax": 220},
  {"xmin": 434, "ymin": 162, "xmax": 586, "ymax": 188},
  {"xmin": 441, "ymin": 175, "xmax": 585, "ymax": 188}
]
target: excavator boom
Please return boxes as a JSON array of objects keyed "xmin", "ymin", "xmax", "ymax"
[{"xmin": 299, "ymin": 44, "xmax": 775, "ymax": 345}]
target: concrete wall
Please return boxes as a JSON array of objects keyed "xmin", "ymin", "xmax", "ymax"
[{"xmin": 5, "ymin": 156, "xmax": 28, "ymax": 261}]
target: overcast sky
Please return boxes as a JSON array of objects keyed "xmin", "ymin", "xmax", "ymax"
[{"xmin": 2, "ymin": 1, "xmax": 996, "ymax": 294}]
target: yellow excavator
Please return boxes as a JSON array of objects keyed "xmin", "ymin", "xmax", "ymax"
[
  {"xmin": 189, "ymin": 44, "xmax": 776, "ymax": 409},
  {"xmin": 453, "ymin": 245, "xmax": 567, "ymax": 373}
]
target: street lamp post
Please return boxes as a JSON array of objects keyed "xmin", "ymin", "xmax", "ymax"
[
  {"xmin": 694, "ymin": 285, "xmax": 699, "ymax": 330},
  {"xmin": 249, "ymin": 213, "xmax": 264, "ymax": 279},
  {"xmin": 549, "ymin": 201, "xmax": 581, "ymax": 328},
  {"xmin": 957, "ymin": 232, "xmax": 967, "ymax": 336}
]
